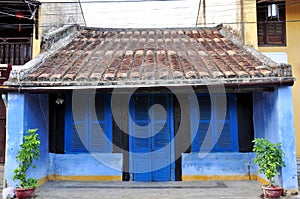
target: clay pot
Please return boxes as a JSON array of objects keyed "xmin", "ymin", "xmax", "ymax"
[
  {"xmin": 262, "ymin": 185, "xmax": 283, "ymax": 198},
  {"xmin": 14, "ymin": 188, "xmax": 35, "ymax": 199}
]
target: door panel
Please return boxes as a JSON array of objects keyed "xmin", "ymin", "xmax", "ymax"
[{"xmin": 130, "ymin": 95, "xmax": 173, "ymax": 182}]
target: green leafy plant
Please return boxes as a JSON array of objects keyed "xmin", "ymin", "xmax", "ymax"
[
  {"xmin": 252, "ymin": 138, "xmax": 286, "ymax": 186},
  {"xmin": 12, "ymin": 128, "xmax": 40, "ymax": 188}
]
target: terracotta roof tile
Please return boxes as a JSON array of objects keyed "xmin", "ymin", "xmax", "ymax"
[{"xmin": 8, "ymin": 27, "xmax": 294, "ymax": 87}]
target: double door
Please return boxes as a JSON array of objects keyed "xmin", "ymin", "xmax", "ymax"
[{"xmin": 129, "ymin": 95, "xmax": 174, "ymax": 181}]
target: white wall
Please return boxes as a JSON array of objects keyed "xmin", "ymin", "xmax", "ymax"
[
  {"xmin": 40, "ymin": 0, "xmax": 85, "ymax": 33},
  {"xmin": 262, "ymin": 52, "xmax": 288, "ymax": 64},
  {"xmin": 81, "ymin": 0, "xmax": 199, "ymax": 28},
  {"xmin": 197, "ymin": 0, "xmax": 240, "ymax": 27},
  {"xmin": 197, "ymin": 0, "xmax": 244, "ymax": 41}
]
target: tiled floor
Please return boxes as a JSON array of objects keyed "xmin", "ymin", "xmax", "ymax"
[{"xmin": 34, "ymin": 180, "xmax": 264, "ymax": 199}]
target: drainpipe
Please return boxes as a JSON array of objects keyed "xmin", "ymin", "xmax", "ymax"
[
  {"xmin": 203, "ymin": 0, "xmax": 206, "ymax": 26},
  {"xmin": 240, "ymin": 0, "xmax": 245, "ymax": 44}
]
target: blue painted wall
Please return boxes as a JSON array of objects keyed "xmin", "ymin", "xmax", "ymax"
[
  {"xmin": 5, "ymin": 87, "xmax": 297, "ymax": 189},
  {"xmin": 277, "ymin": 87, "xmax": 298, "ymax": 189},
  {"xmin": 24, "ymin": 94, "xmax": 49, "ymax": 182},
  {"xmin": 5, "ymin": 93, "xmax": 49, "ymax": 187},
  {"xmin": 253, "ymin": 90, "xmax": 279, "ymax": 143},
  {"xmin": 182, "ymin": 153, "xmax": 256, "ymax": 177},
  {"xmin": 6, "ymin": 93, "xmax": 26, "ymax": 187},
  {"xmin": 253, "ymin": 87, "xmax": 298, "ymax": 189},
  {"xmin": 48, "ymin": 153, "xmax": 122, "ymax": 177}
]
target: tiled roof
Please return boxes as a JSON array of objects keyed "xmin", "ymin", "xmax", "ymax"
[{"xmin": 6, "ymin": 26, "xmax": 294, "ymax": 88}]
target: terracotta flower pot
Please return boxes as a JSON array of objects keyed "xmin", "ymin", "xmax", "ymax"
[
  {"xmin": 262, "ymin": 185, "xmax": 283, "ymax": 198},
  {"xmin": 14, "ymin": 188, "xmax": 35, "ymax": 199}
]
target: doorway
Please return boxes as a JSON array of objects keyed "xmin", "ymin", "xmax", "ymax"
[{"xmin": 129, "ymin": 95, "xmax": 174, "ymax": 181}]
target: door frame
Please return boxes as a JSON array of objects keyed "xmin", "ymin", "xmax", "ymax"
[{"xmin": 128, "ymin": 94, "xmax": 175, "ymax": 181}]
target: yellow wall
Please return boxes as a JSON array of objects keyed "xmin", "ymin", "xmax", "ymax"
[
  {"xmin": 243, "ymin": 0, "xmax": 258, "ymax": 48},
  {"xmin": 257, "ymin": 0, "xmax": 300, "ymax": 155},
  {"xmin": 32, "ymin": 8, "xmax": 42, "ymax": 58}
]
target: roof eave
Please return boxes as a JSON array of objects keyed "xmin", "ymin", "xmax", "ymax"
[{"xmin": 3, "ymin": 77, "xmax": 294, "ymax": 92}]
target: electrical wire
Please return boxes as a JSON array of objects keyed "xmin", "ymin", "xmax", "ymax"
[
  {"xmin": 0, "ymin": 1, "xmax": 296, "ymax": 18},
  {"xmin": 1, "ymin": 0, "xmax": 300, "ymax": 29},
  {"xmin": 0, "ymin": 19, "xmax": 299, "ymax": 31},
  {"xmin": 79, "ymin": 0, "xmax": 87, "ymax": 26}
]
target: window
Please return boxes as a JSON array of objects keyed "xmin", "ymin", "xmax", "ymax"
[
  {"xmin": 191, "ymin": 94, "xmax": 238, "ymax": 152},
  {"xmin": 257, "ymin": 2, "xmax": 286, "ymax": 46},
  {"xmin": 0, "ymin": 3, "xmax": 38, "ymax": 65},
  {"xmin": 65, "ymin": 94, "xmax": 112, "ymax": 153}
]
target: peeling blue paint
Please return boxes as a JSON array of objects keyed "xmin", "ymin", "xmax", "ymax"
[
  {"xmin": 182, "ymin": 153, "xmax": 256, "ymax": 177},
  {"xmin": 48, "ymin": 153, "xmax": 122, "ymax": 176},
  {"xmin": 277, "ymin": 87, "xmax": 298, "ymax": 189},
  {"xmin": 5, "ymin": 93, "xmax": 26, "ymax": 187},
  {"xmin": 24, "ymin": 94, "xmax": 49, "ymax": 183},
  {"xmin": 253, "ymin": 87, "xmax": 298, "ymax": 189},
  {"xmin": 5, "ymin": 93, "xmax": 49, "ymax": 187}
]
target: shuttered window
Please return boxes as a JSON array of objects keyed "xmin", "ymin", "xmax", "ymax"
[
  {"xmin": 191, "ymin": 94, "xmax": 238, "ymax": 152},
  {"xmin": 65, "ymin": 94, "xmax": 112, "ymax": 153},
  {"xmin": 257, "ymin": 2, "xmax": 286, "ymax": 46}
]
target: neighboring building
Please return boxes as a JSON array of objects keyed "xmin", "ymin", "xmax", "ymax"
[
  {"xmin": 197, "ymin": 0, "xmax": 300, "ymax": 156},
  {"xmin": 0, "ymin": 0, "xmax": 84, "ymax": 163},
  {"xmin": 256, "ymin": 0, "xmax": 300, "ymax": 157},
  {"xmin": 0, "ymin": 0, "xmax": 41, "ymax": 163},
  {"xmin": 3, "ymin": 24, "xmax": 298, "ymax": 192},
  {"xmin": 40, "ymin": 0, "xmax": 85, "ymax": 33},
  {"xmin": 0, "ymin": 0, "xmax": 41, "ymax": 66}
]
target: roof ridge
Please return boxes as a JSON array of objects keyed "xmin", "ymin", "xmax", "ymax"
[{"xmin": 81, "ymin": 26, "xmax": 222, "ymax": 32}]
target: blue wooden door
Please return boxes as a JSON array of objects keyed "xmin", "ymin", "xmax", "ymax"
[{"xmin": 130, "ymin": 95, "xmax": 173, "ymax": 182}]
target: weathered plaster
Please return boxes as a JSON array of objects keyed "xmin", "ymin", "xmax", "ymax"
[
  {"xmin": 182, "ymin": 153, "xmax": 256, "ymax": 177},
  {"xmin": 278, "ymin": 87, "xmax": 298, "ymax": 190},
  {"xmin": 24, "ymin": 94, "xmax": 49, "ymax": 182},
  {"xmin": 48, "ymin": 153, "xmax": 122, "ymax": 177},
  {"xmin": 5, "ymin": 93, "xmax": 26, "ymax": 187},
  {"xmin": 253, "ymin": 87, "xmax": 298, "ymax": 190},
  {"xmin": 5, "ymin": 93, "xmax": 49, "ymax": 187}
]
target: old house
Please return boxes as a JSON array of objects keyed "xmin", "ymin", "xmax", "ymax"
[{"xmin": 3, "ymin": 23, "xmax": 297, "ymax": 193}]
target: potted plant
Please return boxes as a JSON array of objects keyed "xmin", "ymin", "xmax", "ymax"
[
  {"xmin": 12, "ymin": 128, "xmax": 40, "ymax": 199},
  {"xmin": 252, "ymin": 138, "xmax": 286, "ymax": 198}
]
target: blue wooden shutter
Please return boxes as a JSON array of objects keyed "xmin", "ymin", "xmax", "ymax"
[
  {"xmin": 69, "ymin": 95, "xmax": 88, "ymax": 152},
  {"xmin": 65, "ymin": 95, "xmax": 87, "ymax": 153},
  {"xmin": 191, "ymin": 94, "xmax": 238, "ymax": 152},
  {"xmin": 90, "ymin": 95, "xmax": 112, "ymax": 152},
  {"xmin": 130, "ymin": 95, "xmax": 152, "ymax": 181},
  {"xmin": 191, "ymin": 96, "xmax": 212, "ymax": 152},
  {"xmin": 151, "ymin": 95, "xmax": 171, "ymax": 182},
  {"xmin": 131, "ymin": 95, "xmax": 151, "ymax": 153},
  {"xmin": 65, "ymin": 94, "xmax": 112, "ymax": 153},
  {"xmin": 214, "ymin": 95, "xmax": 238, "ymax": 151}
]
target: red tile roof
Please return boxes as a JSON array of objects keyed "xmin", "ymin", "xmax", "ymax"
[{"xmin": 6, "ymin": 26, "xmax": 294, "ymax": 88}]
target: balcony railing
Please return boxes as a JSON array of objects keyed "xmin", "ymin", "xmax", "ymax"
[{"xmin": 0, "ymin": 37, "xmax": 32, "ymax": 65}]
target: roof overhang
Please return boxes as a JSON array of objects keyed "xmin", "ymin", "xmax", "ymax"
[{"xmin": 2, "ymin": 77, "xmax": 294, "ymax": 93}]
